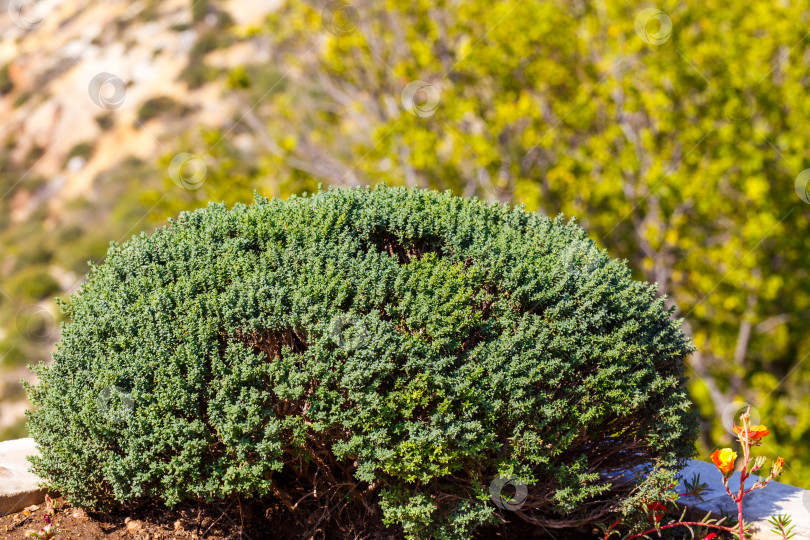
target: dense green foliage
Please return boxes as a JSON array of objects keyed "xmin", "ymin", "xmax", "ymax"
[
  {"xmin": 27, "ymin": 187, "xmax": 697, "ymax": 537},
  {"xmin": 133, "ymin": 0, "xmax": 810, "ymax": 486}
]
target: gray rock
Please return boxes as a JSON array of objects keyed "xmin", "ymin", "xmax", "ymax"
[
  {"xmin": 0, "ymin": 437, "xmax": 47, "ymax": 517},
  {"xmin": 677, "ymin": 459, "xmax": 810, "ymax": 539}
]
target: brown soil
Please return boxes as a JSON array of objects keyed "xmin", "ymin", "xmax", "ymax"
[{"xmin": 0, "ymin": 497, "xmax": 600, "ymax": 539}]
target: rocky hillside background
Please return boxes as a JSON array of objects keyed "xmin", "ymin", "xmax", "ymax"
[{"xmin": 0, "ymin": 0, "xmax": 281, "ymax": 438}]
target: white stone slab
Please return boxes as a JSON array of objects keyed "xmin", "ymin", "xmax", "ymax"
[{"xmin": 0, "ymin": 437, "xmax": 47, "ymax": 516}]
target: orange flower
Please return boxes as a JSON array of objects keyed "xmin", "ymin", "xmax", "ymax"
[
  {"xmin": 733, "ymin": 424, "xmax": 770, "ymax": 440},
  {"xmin": 710, "ymin": 448, "xmax": 737, "ymax": 474},
  {"xmin": 775, "ymin": 457, "xmax": 784, "ymax": 469}
]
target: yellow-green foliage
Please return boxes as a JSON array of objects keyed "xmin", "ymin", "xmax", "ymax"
[{"xmin": 151, "ymin": 0, "xmax": 810, "ymax": 487}]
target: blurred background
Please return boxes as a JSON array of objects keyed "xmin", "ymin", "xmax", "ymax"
[{"xmin": 0, "ymin": 0, "xmax": 809, "ymax": 487}]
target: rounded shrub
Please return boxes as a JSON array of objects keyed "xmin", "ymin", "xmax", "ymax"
[{"xmin": 27, "ymin": 186, "xmax": 698, "ymax": 538}]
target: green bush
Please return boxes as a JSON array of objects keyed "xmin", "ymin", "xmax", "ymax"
[
  {"xmin": 0, "ymin": 62, "xmax": 13, "ymax": 95},
  {"xmin": 190, "ymin": 30, "xmax": 225, "ymax": 58},
  {"xmin": 135, "ymin": 96, "xmax": 188, "ymax": 125},
  {"xmin": 94, "ymin": 112, "xmax": 115, "ymax": 131},
  {"xmin": 226, "ymin": 65, "xmax": 251, "ymax": 90},
  {"xmin": 27, "ymin": 186, "xmax": 697, "ymax": 538},
  {"xmin": 178, "ymin": 62, "xmax": 220, "ymax": 89},
  {"xmin": 13, "ymin": 90, "xmax": 32, "ymax": 107},
  {"xmin": 0, "ymin": 415, "xmax": 28, "ymax": 441},
  {"xmin": 6, "ymin": 266, "xmax": 60, "ymax": 302},
  {"xmin": 63, "ymin": 141, "xmax": 95, "ymax": 166},
  {"xmin": 191, "ymin": 0, "xmax": 209, "ymax": 23}
]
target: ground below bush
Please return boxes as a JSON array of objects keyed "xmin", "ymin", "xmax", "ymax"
[{"xmin": 0, "ymin": 496, "xmax": 602, "ymax": 539}]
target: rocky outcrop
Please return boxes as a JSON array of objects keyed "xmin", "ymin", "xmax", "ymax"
[{"xmin": 0, "ymin": 438, "xmax": 47, "ymax": 517}]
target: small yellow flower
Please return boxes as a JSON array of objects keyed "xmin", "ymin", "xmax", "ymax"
[{"xmin": 710, "ymin": 448, "xmax": 737, "ymax": 474}]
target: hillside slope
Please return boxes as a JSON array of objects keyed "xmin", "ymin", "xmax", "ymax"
[{"xmin": 0, "ymin": 0, "xmax": 279, "ymax": 437}]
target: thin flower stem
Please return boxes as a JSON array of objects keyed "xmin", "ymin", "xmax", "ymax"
[
  {"xmin": 602, "ymin": 518, "xmax": 622, "ymax": 540},
  {"xmin": 624, "ymin": 521, "xmax": 737, "ymax": 540},
  {"xmin": 744, "ymin": 481, "xmax": 767, "ymax": 496},
  {"xmin": 722, "ymin": 478, "xmax": 735, "ymax": 499},
  {"xmin": 735, "ymin": 406, "xmax": 752, "ymax": 540}
]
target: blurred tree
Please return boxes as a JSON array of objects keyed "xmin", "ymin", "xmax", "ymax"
[{"xmin": 151, "ymin": 0, "xmax": 810, "ymax": 486}]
